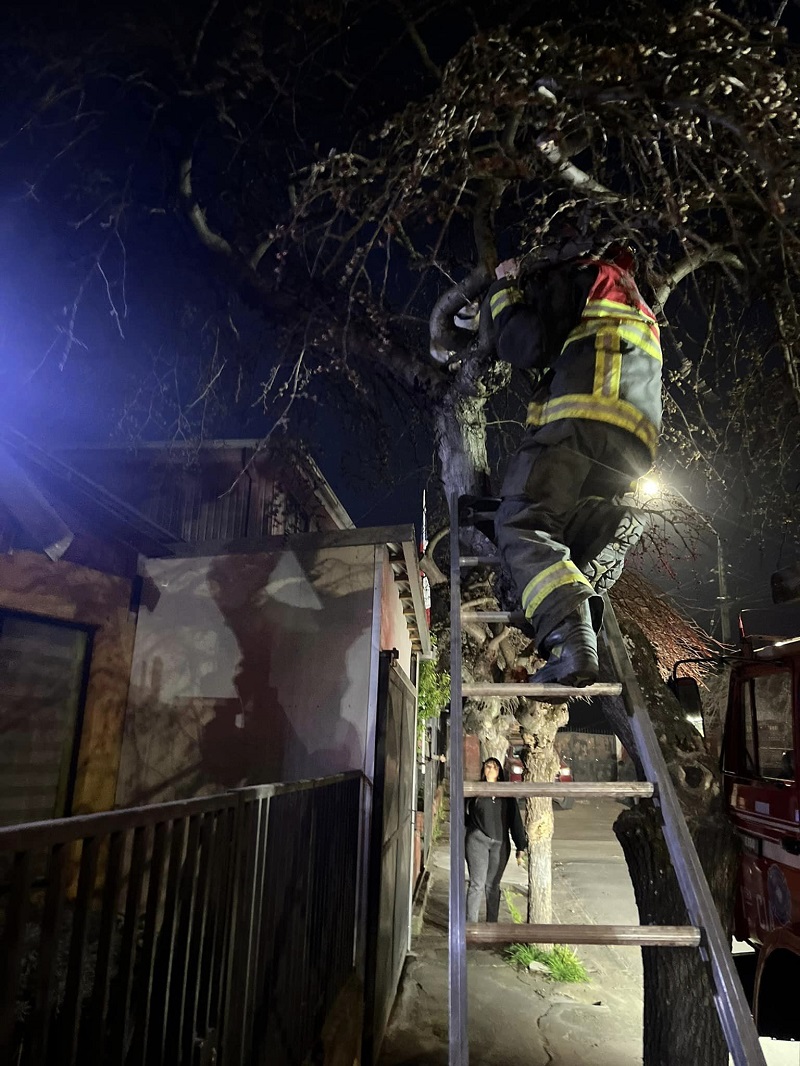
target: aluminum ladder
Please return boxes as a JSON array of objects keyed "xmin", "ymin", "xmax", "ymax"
[{"xmin": 448, "ymin": 493, "xmax": 766, "ymax": 1066}]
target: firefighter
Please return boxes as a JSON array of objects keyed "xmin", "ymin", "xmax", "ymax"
[{"xmin": 483, "ymin": 243, "xmax": 662, "ymax": 686}]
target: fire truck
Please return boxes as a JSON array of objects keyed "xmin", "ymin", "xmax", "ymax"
[{"xmin": 674, "ymin": 565, "xmax": 800, "ymax": 1039}]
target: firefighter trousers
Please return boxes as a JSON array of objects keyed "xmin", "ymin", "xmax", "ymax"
[{"xmin": 494, "ymin": 419, "xmax": 651, "ymax": 646}]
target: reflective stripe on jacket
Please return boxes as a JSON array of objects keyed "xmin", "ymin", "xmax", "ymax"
[{"xmin": 525, "ymin": 260, "xmax": 662, "ymax": 458}]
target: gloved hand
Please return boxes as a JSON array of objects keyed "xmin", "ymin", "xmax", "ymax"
[
  {"xmin": 496, "ymin": 258, "xmax": 519, "ymax": 280},
  {"xmin": 453, "ymin": 300, "xmax": 481, "ymax": 332}
]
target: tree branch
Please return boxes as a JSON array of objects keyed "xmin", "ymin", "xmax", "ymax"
[
  {"xmin": 179, "ymin": 154, "xmax": 236, "ymax": 257},
  {"xmin": 419, "ymin": 525, "xmax": 449, "ymax": 585},
  {"xmin": 393, "ymin": 0, "xmax": 441, "ymax": 80},
  {"xmin": 429, "ymin": 175, "xmax": 507, "ymax": 364},
  {"xmin": 653, "ymin": 245, "xmax": 745, "ymax": 311},
  {"xmin": 535, "ymin": 134, "xmax": 622, "ymax": 202}
]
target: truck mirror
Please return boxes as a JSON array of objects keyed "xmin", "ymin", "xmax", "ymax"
[
  {"xmin": 667, "ymin": 676, "xmax": 703, "ymax": 717},
  {"xmin": 771, "ymin": 562, "xmax": 800, "ymax": 604}
]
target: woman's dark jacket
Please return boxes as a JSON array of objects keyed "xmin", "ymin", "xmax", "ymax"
[{"xmin": 465, "ymin": 795, "xmax": 527, "ymax": 851}]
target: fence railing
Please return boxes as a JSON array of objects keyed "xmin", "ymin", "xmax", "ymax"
[{"xmin": 0, "ymin": 771, "xmax": 363, "ymax": 1066}]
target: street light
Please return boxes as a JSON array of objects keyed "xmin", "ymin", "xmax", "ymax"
[{"xmin": 637, "ymin": 476, "xmax": 732, "ymax": 644}]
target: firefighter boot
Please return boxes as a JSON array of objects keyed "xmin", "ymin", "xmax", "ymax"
[{"xmin": 528, "ymin": 600, "xmax": 599, "ymax": 688}]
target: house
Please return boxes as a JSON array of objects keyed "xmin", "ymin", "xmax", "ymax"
[
  {"xmin": 0, "ymin": 432, "xmax": 429, "ymax": 811},
  {"xmin": 56, "ymin": 438, "xmax": 354, "ymax": 548},
  {"xmin": 0, "ymin": 428, "xmax": 175, "ymax": 825},
  {"xmin": 0, "ymin": 431, "xmax": 429, "ymax": 1059}
]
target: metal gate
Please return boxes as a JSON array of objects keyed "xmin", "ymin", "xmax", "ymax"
[
  {"xmin": 0, "ymin": 773, "xmax": 362, "ymax": 1066},
  {"xmin": 363, "ymin": 651, "xmax": 416, "ymax": 1063}
]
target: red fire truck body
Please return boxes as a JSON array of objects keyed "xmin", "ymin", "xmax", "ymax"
[{"xmin": 719, "ymin": 628, "xmax": 800, "ymax": 1037}]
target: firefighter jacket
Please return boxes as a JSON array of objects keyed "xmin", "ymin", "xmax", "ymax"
[{"xmin": 487, "ymin": 258, "xmax": 662, "ymax": 459}]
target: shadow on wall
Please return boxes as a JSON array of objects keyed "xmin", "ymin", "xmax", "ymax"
[{"xmin": 119, "ymin": 549, "xmax": 374, "ymax": 804}]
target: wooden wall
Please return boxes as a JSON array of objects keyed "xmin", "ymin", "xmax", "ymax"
[{"xmin": 0, "ymin": 551, "xmax": 136, "ymax": 815}]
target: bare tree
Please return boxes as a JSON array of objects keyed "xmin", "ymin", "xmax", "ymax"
[{"xmin": 2, "ymin": 1, "xmax": 800, "ymax": 1061}]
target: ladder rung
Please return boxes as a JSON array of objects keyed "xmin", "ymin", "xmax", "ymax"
[
  {"xmin": 461, "ymin": 609, "xmax": 522, "ymax": 625},
  {"xmin": 465, "ymin": 923, "xmax": 701, "ymax": 948},
  {"xmin": 459, "ymin": 555, "xmax": 501, "ymax": 568},
  {"xmin": 463, "ymin": 781, "xmax": 654, "ymax": 799},
  {"xmin": 462, "ymin": 681, "xmax": 622, "ymax": 699}
]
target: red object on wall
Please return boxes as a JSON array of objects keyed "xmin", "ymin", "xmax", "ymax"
[{"xmin": 464, "ymin": 734, "xmax": 482, "ymax": 781}]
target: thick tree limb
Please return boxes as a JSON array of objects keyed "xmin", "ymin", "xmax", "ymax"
[
  {"xmin": 179, "ymin": 155, "xmax": 236, "ymax": 257},
  {"xmin": 419, "ymin": 525, "xmax": 449, "ymax": 586},
  {"xmin": 653, "ymin": 245, "xmax": 745, "ymax": 311},
  {"xmin": 535, "ymin": 134, "xmax": 622, "ymax": 202},
  {"xmin": 180, "ymin": 155, "xmax": 449, "ymax": 398},
  {"xmin": 429, "ymin": 176, "xmax": 507, "ymax": 363}
]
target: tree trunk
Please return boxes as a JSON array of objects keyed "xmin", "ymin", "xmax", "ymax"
[
  {"xmin": 435, "ymin": 387, "xmax": 491, "ymax": 504},
  {"xmin": 525, "ymin": 796, "xmax": 553, "ymax": 927},
  {"xmin": 597, "ymin": 612, "xmax": 739, "ymax": 1066},
  {"xmin": 518, "ymin": 699, "xmax": 569, "ymax": 925},
  {"xmin": 615, "ymin": 804, "xmax": 737, "ymax": 1066}
]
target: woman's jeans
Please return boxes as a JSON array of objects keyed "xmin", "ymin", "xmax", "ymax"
[{"xmin": 466, "ymin": 829, "xmax": 510, "ymax": 922}]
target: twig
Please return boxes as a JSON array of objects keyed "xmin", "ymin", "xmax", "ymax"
[{"xmin": 96, "ymin": 260, "xmax": 125, "ymax": 339}]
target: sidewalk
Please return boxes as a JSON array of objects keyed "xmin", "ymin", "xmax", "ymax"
[{"xmin": 378, "ymin": 798, "xmax": 642, "ymax": 1066}]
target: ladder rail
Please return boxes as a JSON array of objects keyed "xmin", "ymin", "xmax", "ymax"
[
  {"xmin": 601, "ymin": 597, "xmax": 767, "ymax": 1066},
  {"xmin": 448, "ymin": 496, "xmax": 468, "ymax": 1066}
]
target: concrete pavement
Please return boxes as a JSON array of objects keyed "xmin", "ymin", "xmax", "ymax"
[
  {"xmin": 379, "ymin": 798, "xmax": 800, "ymax": 1066},
  {"xmin": 379, "ymin": 798, "xmax": 642, "ymax": 1066}
]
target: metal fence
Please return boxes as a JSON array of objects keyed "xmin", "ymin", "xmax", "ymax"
[{"xmin": 0, "ymin": 772, "xmax": 362, "ymax": 1066}]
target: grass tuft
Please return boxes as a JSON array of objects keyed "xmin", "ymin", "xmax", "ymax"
[{"xmin": 502, "ymin": 889, "xmax": 589, "ymax": 983}]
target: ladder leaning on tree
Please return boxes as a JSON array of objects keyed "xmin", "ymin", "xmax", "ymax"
[{"xmin": 447, "ymin": 493, "xmax": 767, "ymax": 1066}]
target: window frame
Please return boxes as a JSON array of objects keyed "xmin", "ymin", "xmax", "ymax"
[
  {"xmin": 726, "ymin": 663, "xmax": 796, "ymax": 784},
  {"xmin": 0, "ymin": 607, "xmax": 95, "ymax": 819}
]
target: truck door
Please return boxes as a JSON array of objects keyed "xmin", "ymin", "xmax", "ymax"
[{"xmin": 724, "ymin": 662, "xmax": 799, "ymax": 944}]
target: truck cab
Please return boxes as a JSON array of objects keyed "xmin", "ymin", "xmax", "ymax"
[{"xmin": 720, "ymin": 615, "xmax": 800, "ymax": 1039}]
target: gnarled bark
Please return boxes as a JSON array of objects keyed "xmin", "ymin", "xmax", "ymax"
[{"xmin": 597, "ymin": 615, "xmax": 738, "ymax": 1066}]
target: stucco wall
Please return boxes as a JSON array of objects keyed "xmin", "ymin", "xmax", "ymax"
[
  {"xmin": 117, "ymin": 543, "xmax": 380, "ymax": 805},
  {"xmin": 0, "ymin": 551, "xmax": 135, "ymax": 815}
]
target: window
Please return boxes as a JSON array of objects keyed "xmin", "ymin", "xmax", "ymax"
[
  {"xmin": 0, "ymin": 612, "xmax": 91, "ymax": 825},
  {"xmin": 742, "ymin": 670, "xmax": 795, "ymax": 780}
]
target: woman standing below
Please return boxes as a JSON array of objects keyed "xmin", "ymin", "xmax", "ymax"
[{"xmin": 465, "ymin": 757, "xmax": 528, "ymax": 922}]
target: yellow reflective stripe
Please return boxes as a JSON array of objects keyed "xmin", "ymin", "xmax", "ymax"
[
  {"xmin": 618, "ymin": 323, "xmax": 661, "ymax": 363},
  {"xmin": 490, "ymin": 288, "xmax": 521, "ymax": 319},
  {"xmin": 521, "ymin": 561, "xmax": 593, "ymax": 620},
  {"xmin": 526, "ymin": 394, "xmax": 659, "ymax": 457},
  {"xmin": 584, "ymin": 297, "xmax": 659, "ymax": 328},
  {"xmin": 592, "ymin": 327, "xmax": 621, "ymax": 400},
  {"xmin": 563, "ymin": 319, "xmax": 662, "ymax": 363},
  {"xmin": 592, "ymin": 329, "xmax": 608, "ymax": 396}
]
